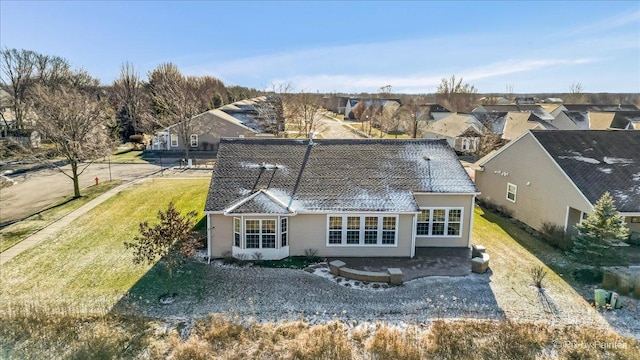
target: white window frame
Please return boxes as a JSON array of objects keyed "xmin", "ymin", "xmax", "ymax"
[
  {"xmin": 233, "ymin": 217, "xmax": 242, "ymax": 247},
  {"xmin": 190, "ymin": 134, "xmax": 198, "ymax": 147},
  {"xmin": 326, "ymin": 214, "xmax": 398, "ymax": 247},
  {"xmin": 506, "ymin": 183, "xmax": 517, "ymax": 203},
  {"xmin": 416, "ymin": 207, "xmax": 464, "ymax": 238},
  {"xmin": 244, "ymin": 219, "xmax": 277, "ymax": 249},
  {"xmin": 170, "ymin": 133, "xmax": 178, "ymax": 147},
  {"xmin": 280, "ymin": 217, "xmax": 288, "ymax": 247}
]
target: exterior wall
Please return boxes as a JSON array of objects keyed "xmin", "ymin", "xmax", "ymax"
[
  {"xmin": 288, "ymin": 213, "xmax": 414, "ymax": 257},
  {"xmin": 413, "ymin": 194, "xmax": 474, "ymax": 247},
  {"xmin": 625, "ymin": 216, "xmax": 640, "ymax": 234},
  {"xmin": 209, "ymin": 214, "xmax": 233, "ymax": 258},
  {"xmin": 162, "ymin": 115, "xmax": 255, "ymax": 152},
  {"xmin": 475, "ymin": 132, "xmax": 593, "ymax": 231}
]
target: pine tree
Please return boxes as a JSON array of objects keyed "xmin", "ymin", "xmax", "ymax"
[{"xmin": 571, "ymin": 192, "xmax": 629, "ymax": 267}]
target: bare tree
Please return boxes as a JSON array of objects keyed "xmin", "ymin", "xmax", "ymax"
[
  {"xmin": 147, "ymin": 63, "xmax": 201, "ymax": 159},
  {"xmin": 32, "ymin": 82, "xmax": 113, "ymax": 198},
  {"xmin": 395, "ymin": 99, "xmax": 429, "ymax": 138},
  {"xmin": 436, "ymin": 75, "xmax": 478, "ymax": 112},
  {"xmin": 112, "ymin": 62, "xmax": 147, "ymax": 141},
  {"xmin": 285, "ymin": 91, "xmax": 322, "ymax": 138},
  {"xmin": 568, "ymin": 82, "xmax": 585, "ymax": 103},
  {"xmin": 0, "ymin": 48, "xmax": 71, "ymax": 129}
]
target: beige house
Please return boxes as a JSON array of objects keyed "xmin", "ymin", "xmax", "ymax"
[
  {"xmin": 204, "ymin": 138, "xmax": 478, "ymax": 260},
  {"xmin": 553, "ymin": 111, "xmax": 640, "ymax": 131},
  {"xmin": 475, "ymin": 130, "xmax": 640, "ymax": 236},
  {"xmin": 422, "ymin": 113, "xmax": 486, "ymax": 152}
]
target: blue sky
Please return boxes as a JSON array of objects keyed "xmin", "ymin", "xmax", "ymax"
[{"xmin": 1, "ymin": 1, "xmax": 639, "ymax": 94}]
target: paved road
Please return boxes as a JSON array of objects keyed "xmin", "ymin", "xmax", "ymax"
[
  {"xmin": 315, "ymin": 116, "xmax": 364, "ymax": 139},
  {"xmin": 0, "ymin": 162, "xmax": 160, "ymax": 226}
]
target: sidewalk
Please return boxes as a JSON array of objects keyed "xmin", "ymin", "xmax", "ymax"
[{"xmin": 0, "ymin": 178, "xmax": 149, "ymax": 266}]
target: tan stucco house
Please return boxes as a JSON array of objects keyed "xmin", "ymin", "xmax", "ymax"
[
  {"xmin": 204, "ymin": 138, "xmax": 478, "ymax": 260},
  {"xmin": 475, "ymin": 130, "xmax": 640, "ymax": 236}
]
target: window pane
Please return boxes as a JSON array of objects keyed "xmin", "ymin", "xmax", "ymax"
[
  {"xmin": 234, "ymin": 218, "xmax": 240, "ymax": 233},
  {"xmin": 281, "ymin": 233, "xmax": 288, "ymax": 247},
  {"xmin": 417, "ymin": 210, "xmax": 430, "ymax": 222},
  {"xmin": 383, "ymin": 217, "xmax": 396, "ymax": 230},
  {"xmin": 329, "ymin": 216, "xmax": 342, "ymax": 229},
  {"xmin": 449, "ymin": 209, "xmax": 461, "ymax": 222},
  {"xmin": 416, "ymin": 223, "xmax": 429, "ymax": 236},
  {"xmin": 433, "ymin": 210, "xmax": 446, "ymax": 221},
  {"xmin": 281, "ymin": 218, "xmax": 287, "ymax": 232},
  {"xmin": 234, "ymin": 233, "xmax": 241, "ymax": 247},
  {"xmin": 329, "ymin": 230, "xmax": 342, "ymax": 244},
  {"xmin": 246, "ymin": 220, "xmax": 260, "ymax": 233},
  {"xmin": 432, "ymin": 223, "xmax": 445, "ymax": 235},
  {"xmin": 347, "ymin": 216, "xmax": 360, "ymax": 229},
  {"xmin": 382, "ymin": 231, "xmax": 395, "ymax": 244},
  {"xmin": 262, "ymin": 234, "xmax": 276, "ymax": 248},
  {"xmin": 346, "ymin": 230, "xmax": 360, "ymax": 244},
  {"xmin": 246, "ymin": 234, "xmax": 260, "ymax": 248},
  {"xmin": 448, "ymin": 223, "xmax": 461, "ymax": 236},
  {"xmin": 262, "ymin": 220, "xmax": 276, "ymax": 233},
  {"xmin": 364, "ymin": 231, "xmax": 378, "ymax": 244},
  {"xmin": 365, "ymin": 216, "xmax": 378, "ymax": 229}
]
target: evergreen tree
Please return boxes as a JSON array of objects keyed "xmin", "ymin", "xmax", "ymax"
[{"xmin": 571, "ymin": 192, "xmax": 629, "ymax": 267}]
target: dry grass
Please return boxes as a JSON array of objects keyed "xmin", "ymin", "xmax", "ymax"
[{"xmin": 1, "ymin": 311, "xmax": 638, "ymax": 360}]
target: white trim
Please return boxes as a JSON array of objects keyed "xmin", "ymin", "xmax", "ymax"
[
  {"xmin": 244, "ymin": 218, "xmax": 278, "ymax": 250},
  {"xmin": 620, "ymin": 212, "xmax": 640, "ymax": 216},
  {"xmin": 411, "ymin": 214, "xmax": 417, "ymax": 257},
  {"xmin": 468, "ymin": 195, "xmax": 476, "ymax": 248},
  {"xmin": 415, "ymin": 207, "xmax": 464, "ymax": 238},
  {"xmin": 326, "ymin": 214, "xmax": 399, "ymax": 247},
  {"xmin": 207, "ymin": 214, "xmax": 211, "ymax": 261},
  {"xmin": 564, "ymin": 206, "xmax": 570, "ymax": 232},
  {"xmin": 297, "ymin": 210, "xmax": 419, "ymax": 215},
  {"xmin": 223, "ymin": 189, "xmax": 296, "ymax": 216},
  {"xmin": 190, "ymin": 134, "xmax": 199, "ymax": 147},
  {"xmin": 506, "ymin": 183, "xmax": 517, "ymax": 203},
  {"xmin": 170, "ymin": 133, "xmax": 178, "ymax": 147}
]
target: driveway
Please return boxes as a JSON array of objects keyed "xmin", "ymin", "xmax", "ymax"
[{"xmin": 0, "ymin": 162, "xmax": 159, "ymax": 226}]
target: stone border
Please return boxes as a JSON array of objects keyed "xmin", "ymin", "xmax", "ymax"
[{"xmin": 328, "ymin": 260, "xmax": 403, "ymax": 285}]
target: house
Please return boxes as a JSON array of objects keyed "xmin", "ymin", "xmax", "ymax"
[
  {"xmin": 553, "ymin": 111, "xmax": 640, "ymax": 130},
  {"xmin": 150, "ymin": 96, "xmax": 281, "ymax": 153},
  {"xmin": 344, "ymin": 98, "xmax": 403, "ymax": 119},
  {"xmin": 549, "ymin": 104, "xmax": 640, "ymax": 119},
  {"xmin": 422, "ymin": 113, "xmax": 486, "ymax": 152},
  {"xmin": 204, "ymin": 138, "xmax": 478, "ymax": 260},
  {"xmin": 475, "ymin": 130, "xmax": 640, "ymax": 235},
  {"xmin": 473, "ymin": 104, "xmax": 554, "ymax": 122},
  {"xmin": 515, "ymin": 97, "xmax": 536, "ymax": 105},
  {"xmin": 542, "ymin": 98, "xmax": 564, "ymax": 104}
]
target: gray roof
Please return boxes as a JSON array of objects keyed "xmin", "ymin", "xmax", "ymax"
[
  {"xmin": 563, "ymin": 104, "xmax": 640, "ymax": 112},
  {"xmin": 531, "ymin": 130, "xmax": 640, "ymax": 213},
  {"xmin": 205, "ymin": 138, "xmax": 477, "ymax": 213}
]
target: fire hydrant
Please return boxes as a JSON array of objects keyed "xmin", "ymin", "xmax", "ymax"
[{"xmin": 95, "ymin": 177, "xmax": 99, "ymax": 185}]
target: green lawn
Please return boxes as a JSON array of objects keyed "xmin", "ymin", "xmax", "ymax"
[
  {"xmin": 0, "ymin": 181, "xmax": 123, "ymax": 253},
  {"xmin": 0, "ymin": 178, "xmax": 209, "ymax": 313}
]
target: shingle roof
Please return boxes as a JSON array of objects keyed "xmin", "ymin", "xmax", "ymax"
[
  {"xmin": 205, "ymin": 138, "xmax": 477, "ymax": 213},
  {"xmin": 562, "ymin": 104, "xmax": 640, "ymax": 112},
  {"xmin": 531, "ymin": 130, "xmax": 640, "ymax": 212}
]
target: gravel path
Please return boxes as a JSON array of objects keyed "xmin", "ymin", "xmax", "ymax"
[{"xmin": 123, "ymin": 262, "xmax": 622, "ymax": 333}]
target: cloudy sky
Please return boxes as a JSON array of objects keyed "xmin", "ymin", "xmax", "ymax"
[{"xmin": 1, "ymin": 1, "xmax": 639, "ymax": 94}]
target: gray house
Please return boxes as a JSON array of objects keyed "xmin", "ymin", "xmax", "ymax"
[
  {"xmin": 204, "ymin": 138, "xmax": 478, "ymax": 260},
  {"xmin": 476, "ymin": 130, "xmax": 640, "ymax": 236}
]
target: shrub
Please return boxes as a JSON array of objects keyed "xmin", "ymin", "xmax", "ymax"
[
  {"xmin": 530, "ymin": 265, "xmax": 548, "ymax": 289},
  {"xmin": 251, "ymin": 252, "xmax": 263, "ymax": 261},
  {"xmin": 573, "ymin": 267, "xmax": 604, "ymax": 284},
  {"xmin": 540, "ymin": 222, "xmax": 574, "ymax": 251}
]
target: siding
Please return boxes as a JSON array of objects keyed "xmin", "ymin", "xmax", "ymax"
[
  {"xmin": 475, "ymin": 132, "xmax": 592, "ymax": 231},
  {"xmin": 413, "ymin": 194, "xmax": 474, "ymax": 247}
]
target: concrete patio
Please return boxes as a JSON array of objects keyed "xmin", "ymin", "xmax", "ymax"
[{"xmin": 330, "ymin": 247, "xmax": 472, "ymax": 281}]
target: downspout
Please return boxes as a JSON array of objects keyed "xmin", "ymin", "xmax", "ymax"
[{"xmin": 411, "ymin": 213, "xmax": 417, "ymax": 258}]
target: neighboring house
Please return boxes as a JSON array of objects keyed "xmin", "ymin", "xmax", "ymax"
[
  {"xmin": 475, "ymin": 130, "xmax": 640, "ymax": 236},
  {"xmin": 473, "ymin": 112, "xmax": 508, "ymax": 136},
  {"xmin": 345, "ymin": 98, "xmax": 360, "ymax": 119},
  {"xmin": 542, "ymin": 98, "xmax": 564, "ymax": 104},
  {"xmin": 320, "ymin": 96, "xmax": 349, "ymax": 114},
  {"xmin": 422, "ymin": 113, "xmax": 486, "ymax": 152},
  {"xmin": 204, "ymin": 138, "xmax": 478, "ymax": 260},
  {"xmin": 417, "ymin": 103, "xmax": 451, "ymax": 121},
  {"xmin": 473, "ymin": 104, "xmax": 554, "ymax": 122},
  {"xmin": 549, "ymin": 104, "xmax": 640, "ymax": 118},
  {"xmin": 515, "ymin": 97, "xmax": 536, "ymax": 105},
  {"xmin": 553, "ymin": 111, "xmax": 640, "ymax": 131},
  {"xmin": 501, "ymin": 112, "xmax": 555, "ymax": 141},
  {"xmin": 345, "ymin": 98, "xmax": 403, "ymax": 119},
  {"xmin": 150, "ymin": 97, "xmax": 279, "ymax": 153}
]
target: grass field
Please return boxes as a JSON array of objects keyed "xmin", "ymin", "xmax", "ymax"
[
  {"xmin": 0, "ymin": 178, "xmax": 209, "ymax": 312},
  {"xmin": 0, "ymin": 180, "xmax": 123, "ymax": 253}
]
